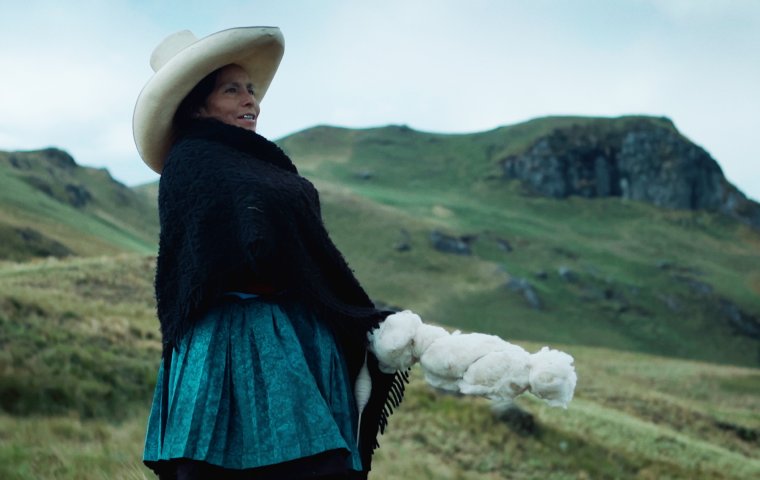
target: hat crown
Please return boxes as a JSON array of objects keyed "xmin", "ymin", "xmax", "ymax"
[
  {"xmin": 135, "ymin": 26, "xmax": 284, "ymax": 173},
  {"xmin": 150, "ymin": 30, "xmax": 198, "ymax": 72}
]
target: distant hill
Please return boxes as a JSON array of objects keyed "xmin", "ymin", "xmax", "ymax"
[
  {"xmin": 279, "ymin": 115, "xmax": 760, "ymax": 227},
  {"xmin": 275, "ymin": 115, "xmax": 760, "ymax": 367},
  {"xmin": 1, "ymin": 116, "xmax": 758, "ymax": 367},
  {"xmin": 0, "ymin": 148, "xmax": 158, "ymax": 260}
]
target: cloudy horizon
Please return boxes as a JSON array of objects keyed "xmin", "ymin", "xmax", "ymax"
[{"xmin": 1, "ymin": 0, "xmax": 758, "ymax": 201}]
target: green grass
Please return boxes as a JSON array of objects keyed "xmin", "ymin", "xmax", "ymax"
[
  {"xmin": 0, "ymin": 117, "xmax": 758, "ymax": 477},
  {"xmin": 311, "ymin": 173, "xmax": 760, "ymax": 366},
  {"xmin": 3, "ymin": 117, "xmax": 758, "ymax": 366},
  {"xmin": 0, "ymin": 414, "xmax": 153, "ymax": 480},
  {"xmin": 0, "ymin": 151, "xmax": 158, "ymax": 259},
  {"xmin": 0, "ymin": 254, "xmax": 757, "ymax": 479},
  {"xmin": 0, "ymin": 255, "xmax": 159, "ymax": 418},
  {"xmin": 2, "ymin": 325, "xmax": 757, "ymax": 479},
  {"xmin": 291, "ymin": 117, "xmax": 760, "ymax": 367}
]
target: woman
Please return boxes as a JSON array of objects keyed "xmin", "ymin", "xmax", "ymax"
[{"xmin": 134, "ymin": 28, "xmax": 407, "ymax": 479}]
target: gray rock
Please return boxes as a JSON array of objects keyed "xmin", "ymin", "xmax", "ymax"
[
  {"xmin": 394, "ymin": 242, "xmax": 411, "ymax": 252},
  {"xmin": 558, "ymin": 266, "xmax": 579, "ymax": 283},
  {"xmin": 64, "ymin": 184, "xmax": 92, "ymax": 208},
  {"xmin": 553, "ymin": 247, "xmax": 578, "ymax": 260},
  {"xmin": 394, "ymin": 229, "xmax": 412, "ymax": 252},
  {"xmin": 12, "ymin": 227, "xmax": 72, "ymax": 258},
  {"xmin": 719, "ymin": 300, "xmax": 760, "ymax": 340},
  {"xmin": 507, "ymin": 277, "xmax": 542, "ymax": 309},
  {"xmin": 659, "ymin": 294, "xmax": 682, "ymax": 312},
  {"xmin": 714, "ymin": 420, "xmax": 759, "ymax": 442},
  {"xmin": 495, "ymin": 237, "xmax": 513, "ymax": 252},
  {"xmin": 674, "ymin": 275, "xmax": 713, "ymax": 296},
  {"xmin": 500, "ymin": 119, "xmax": 760, "ymax": 229},
  {"xmin": 429, "ymin": 230, "xmax": 473, "ymax": 255},
  {"xmin": 656, "ymin": 260, "xmax": 674, "ymax": 270},
  {"xmin": 580, "ymin": 286, "xmax": 606, "ymax": 301}
]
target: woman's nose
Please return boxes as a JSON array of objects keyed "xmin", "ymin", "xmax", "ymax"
[{"xmin": 243, "ymin": 93, "xmax": 259, "ymax": 108}]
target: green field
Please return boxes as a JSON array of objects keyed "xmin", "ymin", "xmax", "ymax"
[
  {"xmin": 0, "ymin": 150, "xmax": 158, "ymax": 261},
  {"xmin": 0, "ymin": 256, "xmax": 758, "ymax": 479},
  {"xmin": 282, "ymin": 117, "xmax": 760, "ymax": 368},
  {"xmin": 1, "ymin": 116, "xmax": 758, "ymax": 478}
]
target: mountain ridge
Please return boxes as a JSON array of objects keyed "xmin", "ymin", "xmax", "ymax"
[
  {"xmin": 0, "ymin": 148, "xmax": 158, "ymax": 260},
  {"xmin": 499, "ymin": 118, "xmax": 760, "ymax": 228},
  {"xmin": 1, "ymin": 115, "xmax": 758, "ymax": 367},
  {"xmin": 279, "ymin": 115, "xmax": 759, "ymax": 227}
]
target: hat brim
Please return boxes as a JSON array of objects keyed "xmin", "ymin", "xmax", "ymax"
[{"xmin": 133, "ymin": 27, "xmax": 284, "ymax": 173}]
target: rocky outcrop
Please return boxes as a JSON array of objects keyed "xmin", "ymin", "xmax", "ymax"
[
  {"xmin": 0, "ymin": 225, "xmax": 73, "ymax": 261},
  {"xmin": 506, "ymin": 277, "xmax": 542, "ymax": 310},
  {"xmin": 0, "ymin": 148, "xmax": 136, "ymax": 210},
  {"xmin": 501, "ymin": 118, "xmax": 760, "ymax": 228},
  {"xmin": 430, "ymin": 230, "xmax": 475, "ymax": 255},
  {"xmin": 4, "ymin": 148, "xmax": 77, "ymax": 171}
]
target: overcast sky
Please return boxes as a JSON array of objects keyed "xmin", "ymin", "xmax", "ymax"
[{"xmin": 1, "ymin": 0, "xmax": 758, "ymax": 201}]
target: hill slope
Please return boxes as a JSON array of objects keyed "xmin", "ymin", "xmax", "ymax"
[
  {"xmin": 276, "ymin": 116, "xmax": 760, "ymax": 367},
  {"xmin": 1, "ymin": 116, "xmax": 759, "ymax": 478},
  {"xmin": 0, "ymin": 254, "xmax": 757, "ymax": 479},
  {"xmin": 0, "ymin": 148, "xmax": 158, "ymax": 260},
  {"xmin": 1, "ymin": 116, "xmax": 758, "ymax": 368}
]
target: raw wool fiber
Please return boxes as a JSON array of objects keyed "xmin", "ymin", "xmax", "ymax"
[{"xmin": 368, "ymin": 310, "xmax": 577, "ymax": 408}]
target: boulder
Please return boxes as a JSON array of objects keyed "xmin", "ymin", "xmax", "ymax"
[
  {"xmin": 500, "ymin": 119, "xmax": 760, "ymax": 229},
  {"xmin": 719, "ymin": 300, "xmax": 760, "ymax": 340},
  {"xmin": 495, "ymin": 237, "xmax": 513, "ymax": 252},
  {"xmin": 558, "ymin": 266, "xmax": 579, "ymax": 283},
  {"xmin": 507, "ymin": 277, "xmax": 542, "ymax": 310},
  {"xmin": 429, "ymin": 230, "xmax": 473, "ymax": 255},
  {"xmin": 394, "ymin": 229, "xmax": 412, "ymax": 252}
]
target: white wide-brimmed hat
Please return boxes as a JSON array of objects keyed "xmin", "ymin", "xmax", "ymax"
[{"xmin": 133, "ymin": 27, "xmax": 284, "ymax": 173}]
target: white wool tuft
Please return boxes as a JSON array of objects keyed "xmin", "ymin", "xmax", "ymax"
[
  {"xmin": 366, "ymin": 310, "xmax": 578, "ymax": 410},
  {"xmin": 528, "ymin": 347, "xmax": 577, "ymax": 408},
  {"xmin": 420, "ymin": 332, "xmax": 509, "ymax": 380},
  {"xmin": 423, "ymin": 371, "xmax": 462, "ymax": 392},
  {"xmin": 354, "ymin": 359, "xmax": 372, "ymax": 412},
  {"xmin": 459, "ymin": 346, "xmax": 531, "ymax": 397},
  {"xmin": 412, "ymin": 323, "xmax": 449, "ymax": 359},
  {"xmin": 367, "ymin": 310, "xmax": 421, "ymax": 373}
]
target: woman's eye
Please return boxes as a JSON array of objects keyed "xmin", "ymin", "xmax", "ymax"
[
  {"xmin": 247, "ymin": 88, "xmax": 255, "ymax": 96},
  {"xmin": 225, "ymin": 87, "xmax": 237, "ymax": 93}
]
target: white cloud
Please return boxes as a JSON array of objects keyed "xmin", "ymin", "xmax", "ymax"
[{"xmin": 0, "ymin": 0, "xmax": 758, "ymax": 200}]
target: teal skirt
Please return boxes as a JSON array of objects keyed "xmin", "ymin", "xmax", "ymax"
[{"xmin": 143, "ymin": 293, "xmax": 363, "ymax": 474}]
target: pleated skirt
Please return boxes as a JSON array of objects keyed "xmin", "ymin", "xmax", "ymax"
[{"xmin": 143, "ymin": 293, "xmax": 363, "ymax": 476}]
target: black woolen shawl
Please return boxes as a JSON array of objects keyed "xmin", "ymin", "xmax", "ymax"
[{"xmin": 155, "ymin": 118, "xmax": 407, "ymax": 472}]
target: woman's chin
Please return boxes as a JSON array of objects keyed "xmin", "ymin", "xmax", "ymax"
[{"xmin": 236, "ymin": 119, "xmax": 257, "ymax": 131}]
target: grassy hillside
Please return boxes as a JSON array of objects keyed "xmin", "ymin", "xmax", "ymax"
[
  {"xmin": 0, "ymin": 254, "xmax": 757, "ymax": 479},
  {"xmin": 6, "ymin": 116, "xmax": 746, "ymax": 367},
  {"xmin": 276, "ymin": 116, "xmax": 760, "ymax": 367},
  {"xmin": 0, "ymin": 149, "xmax": 158, "ymax": 260},
  {"xmin": 314, "ymin": 180, "xmax": 760, "ymax": 367},
  {"xmin": 0, "ymin": 116, "xmax": 758, "ymax": 478}
]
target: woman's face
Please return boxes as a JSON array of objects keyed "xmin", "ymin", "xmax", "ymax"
[{"xmin": 197, "ymin": 64, "xmax": 260, "ymax": 131}]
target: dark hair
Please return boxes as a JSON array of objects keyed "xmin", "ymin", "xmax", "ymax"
[{"xmin": 172, "ymin": 67, "xmax": 223, "ymax": 135}]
